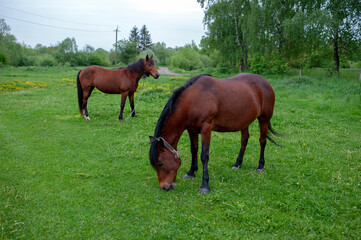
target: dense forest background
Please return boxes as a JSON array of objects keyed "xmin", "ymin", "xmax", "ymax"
[{"xmin": 0, "ymin": 0, "xmax": 360, "ymax": 74}]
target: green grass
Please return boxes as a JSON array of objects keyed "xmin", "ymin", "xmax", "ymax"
[{"xmin": 0, "ymin": 66, "xmax": 360, "ymax": 239}]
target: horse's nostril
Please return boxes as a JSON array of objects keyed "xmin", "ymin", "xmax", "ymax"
[{"xmin": 162, "ymin": 186, "xmax": 169, "ymax": 191}]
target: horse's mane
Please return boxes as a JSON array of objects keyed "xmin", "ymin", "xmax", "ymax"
[
  {"xmin": 126, "ymin": 59, "xmax": 145, "ymax": 75},
  {"xmin": 149, "ymin": 74, "xmax": 212, "ymax": 168}
]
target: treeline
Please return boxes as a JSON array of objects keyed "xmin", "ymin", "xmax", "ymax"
[
  {"xmin": 0, "ymin": 19, "xmax": 110, "ymax": 67},
  {"xmin": 1, "ymin": 0, "xmax": 361, "ymax": 75},
  {"xmin": 0, "ymin": 19, "xmax": 214, "ymax": 71},
  {"xmin": 113, "ymin": 25, "xmax": 214, "ymax": 70},
  {"xmin": 198, "ymin": 0, "xmax": 361, "ymax": 73},
  {"xmin": 0, "ymin": 21, "xmax": 164, "ymax": 67}
]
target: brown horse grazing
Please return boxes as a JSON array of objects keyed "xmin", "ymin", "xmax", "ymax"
[
  {"xmin": 149, "ymin": 73, "xmax": 280, "ymax": 194},
  {"xmin": 77, "ymin": 55, "xmax": 160, "ymax": 120}
]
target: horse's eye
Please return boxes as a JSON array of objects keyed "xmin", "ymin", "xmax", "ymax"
[
  {"xmin": 158, "ymin": 162, "xmax": 164, "ymax": 167},
  {"xmin": 148, "ymin": 64, "xmax": 151, "ymax": 67}
]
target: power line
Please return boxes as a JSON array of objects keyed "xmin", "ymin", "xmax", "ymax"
[
  {"xmin": 0, "ymin": 3, "xmax": 114, "ymax": 27},
  {"xmin": 1, "ymin": 15, "xmax": 114, "ymax": 32}
]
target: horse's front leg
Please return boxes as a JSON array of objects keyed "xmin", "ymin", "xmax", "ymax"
[
  {"xmin": 129, "ymin": 92, "xmax": 136, "ymax": 117},
  {"xmin": 118, "ymin": 92, "xmax": 128, "ymax": 120},
  {"xmin": 199, "ymin": 123, "xmax": 212, "ymax": 194},
  {"xmin": 183, "ymin": 130, "xmax": 198, "ymax": 179}
]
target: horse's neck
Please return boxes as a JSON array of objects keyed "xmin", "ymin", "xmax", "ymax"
[
  {"xmin": 127, "ymin": 60, "xmax": 144, "ymax": 81},
  {"xmin": 161, "ymin": 112, "xmax": 186, "ymax": 149}
]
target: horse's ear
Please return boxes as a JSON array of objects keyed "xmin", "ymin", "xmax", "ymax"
[
  {"xmin": 158, "ymin": 137, "xmax": 165, "ymax": 147},
  {"xmin": 149, "ymin": 136, "xmax": 156, "ymax": 143},
  {"xmin": 146, "ymin": 55, "xmax": 149, "ymax": 61},
  {"xmin": 151, "ymin": 55, "xmax": 153, "ymax": 59}
]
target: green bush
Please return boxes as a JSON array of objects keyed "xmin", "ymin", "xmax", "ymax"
[
  {"xmin": 0, "ymin": 52, "xmax": 7, "ymax": 65},
  {"xmin": 269, "ymin": 53, "xmax": 287, "ymax": 74},
  {"xmin": 350, "ymin": 61, "xmax": 361, "ymax": 68},
  {"xmin": 249, "ymin": 54, "xmax": 267, "ymax": 74},
  {"xmin": 199, "ymin": 54, "xmax": 214, "ymax": 68},
  {"xmin": 170, "ymin": 46, "xmax": 203, "ymax": 71},
  {"xmin": 36, "ymin": 55, "xmax": 57, "ymax": 66},
  {"xmin": 305, "ymin": 51, "xmax": 332, "ymax": 68},
  {"xmin": 216, "ymin": 62, "xmax": 231, "ymax": 74}
]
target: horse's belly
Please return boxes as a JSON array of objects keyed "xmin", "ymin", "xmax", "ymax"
[
  {"xmin": 97, "ymin": 87, "xmax": 122, "ymax": 94},
  {"xmin": 94, "ymin": 81, "xmax": 122, "ymax": 94},
  {"xmin": 212, "ymin": 117, "xmax": 256, "ymax": 132},
  {"xmin": 212, "ymin": 103, "xmax": 260, "ymax": 132}
]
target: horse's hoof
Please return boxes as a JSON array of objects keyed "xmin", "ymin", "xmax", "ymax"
[
  {"xmin": 199, "ymin": 187, "xmax": 210, "ymax": 194},
  {"xmin": 232, "ymin": 166, "xmax": 240, "ymax": 170},
  {"xmin": 183, "ymin": 173, "xmax": 195, "ymax": 179},
  {"xmin": 85, "ymin": 116, "xmax": 90, "ymax": 121},
  {"xmin": 256, "ymin": 168, "xmax": 264, "ymax": 173}
]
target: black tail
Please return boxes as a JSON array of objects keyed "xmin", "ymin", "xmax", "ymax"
[
  {"xmin": 266, "ymin": 122, "xmax": 283, "ymax": 147},
  {"xmin": 76, "ymin": 70, "xmax": 83, "ymax": 115}
]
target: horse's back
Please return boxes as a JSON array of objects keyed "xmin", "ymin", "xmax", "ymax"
[
  {"xmin": 79, "ymin": 65, "xmax": 109, "ymax": 84},
  {"xmin": 79, "ymin": 66, "xmax": 130, "ymax": 94},
  {"xmin": 181, "ymin": 73, "xmax": 275, "ymax": 132},
  {"xmin": 195, "ymin": 73, "xmax": 274, "ymax": 110}
]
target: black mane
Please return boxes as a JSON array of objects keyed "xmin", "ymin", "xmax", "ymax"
[
  {"xmin": 149, "ymin": 74, "xmax": 212, "ymax": 168},
  {"xmin": 123, "ymin": 58, "xmax": 145, "ymax": 75}
]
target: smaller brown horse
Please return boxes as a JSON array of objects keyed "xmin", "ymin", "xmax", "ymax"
[
  {"xmin": 77, "ymin": 55, "xmax": 159, "ymax": 120},
  {"xmin": 149, "ymin": 73, "xmax": 280, "ymax": 194}
]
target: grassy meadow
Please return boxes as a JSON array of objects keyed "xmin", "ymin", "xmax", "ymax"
[{"xmin": 0, "ymin": 66, "xmax": 360, "ymax": 239}]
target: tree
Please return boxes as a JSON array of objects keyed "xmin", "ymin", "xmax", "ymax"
[
  {"xmin": 129, "ymin": 25, "xmax": 140, "ymax": 49},
  {"xmin": 0, "ymin": 19, "xmax": 11, "ymax": 65},
  {"xmin": 324, "ymin": 0, "xmax": 361, "ymax": 72},
  {"xmin": 0, "ymin": 19, "xmax": 11, "ymax": 36},
  {"xmin": 198, "ymin": 0, "xmax": 361, "ymax": 72},
  {"xmin": 54, "ymin": 37, "xmax": 78, "ymax": 66},
  {"xmin": 152, "ymin": 42, "xmax": 174, "ymax": 66},
  {"xmin": 116, "ymin": 39, "xmax": 140, "ymax": 65},
  {"xmin": 0, "ymin": 18, "xmax": 27, "ymax": 66},
  {"xmin": 139, "ymin": 25, "xmax": 152, "ymax": 51},
  {"xmin": 199, "ymin": 0, "xmax": 250, "ymax": 71},
  {"xmin": 83, "ymin": 44, "xmax": 95, "ymax": 54}
]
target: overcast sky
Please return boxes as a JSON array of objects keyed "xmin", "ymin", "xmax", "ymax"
[{"xmin": 0, "ymin": 0, "xmax": 206, "ymax": 51}]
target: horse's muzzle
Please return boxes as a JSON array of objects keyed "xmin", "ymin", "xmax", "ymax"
[
  {"xmin": 153, "ymin": 74, "xmax": 160, "ymax": 79},
  {"xmin": 161, "ymin": 182, "xmax": 176, "ymax": 191}
]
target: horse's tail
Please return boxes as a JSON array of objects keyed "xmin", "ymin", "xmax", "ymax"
[
  {"xmin": 76, "ymin": 70, "xmax": 83, "ymax": 115},
  {"xmin": 266, "ymin": 121, "xmax": 283, "ymax": 147}
]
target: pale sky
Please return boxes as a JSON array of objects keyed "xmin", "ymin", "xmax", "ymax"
[{"xmin": 0, "ymin": 0, "xmax": 206, "ymax": 51}]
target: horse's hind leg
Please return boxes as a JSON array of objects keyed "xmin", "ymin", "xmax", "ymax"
[
  {"xmin": 257, "ymin": 117, "xmax": 270, "ymax": 172},
  {"xmin": 232, "ymin": 127, "xmax": 249, "ymax": 169},
  {"xmin": 118, "ymin": 92, "xmax": 128, "ymax": 120},
  {"xmin": 82, "ymin": 86, "xmax": 94, "ymax": 121}
]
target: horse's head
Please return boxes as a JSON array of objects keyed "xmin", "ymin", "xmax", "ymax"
[
  {"xmin": 144, "ymin": 55, "xmax": 160, "ymax": 79},
  {"xmin": 149, "ymin": 136, "xmax": 181, "ymax": 191}
]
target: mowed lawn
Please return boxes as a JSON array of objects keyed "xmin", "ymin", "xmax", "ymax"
[{"xmin": 0, "ymin": 66, "xmax": 360, "ymax": 239}]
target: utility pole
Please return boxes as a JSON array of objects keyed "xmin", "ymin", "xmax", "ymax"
[{"xmin": 114, "ymin": 26, "xmax": 119, "ymax": 68}]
